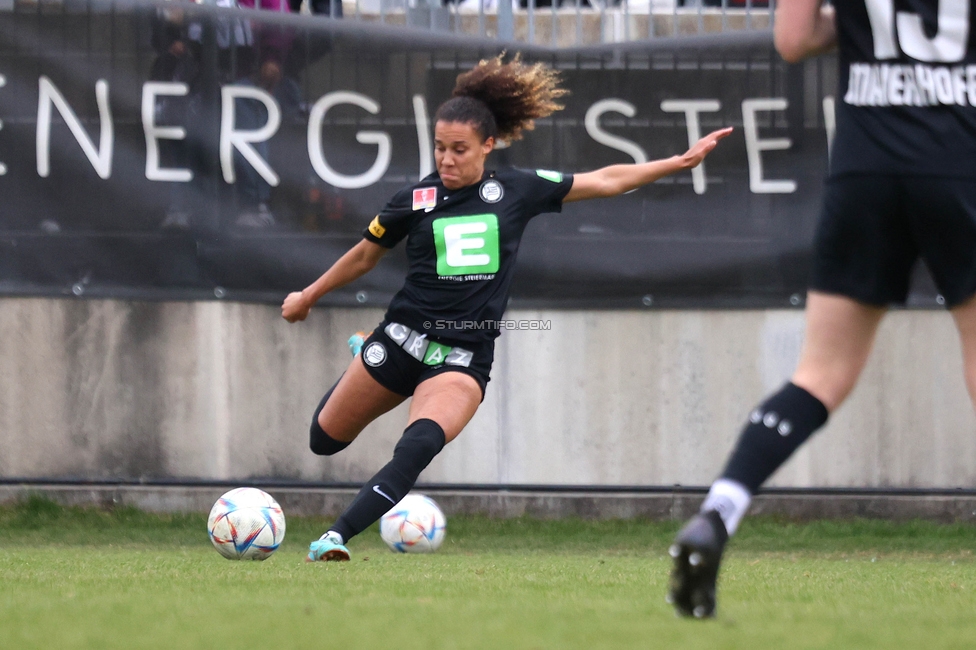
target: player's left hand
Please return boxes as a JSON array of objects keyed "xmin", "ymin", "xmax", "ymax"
[{"xmin": 680, "ymin": 127, "xmax": 733, "ymax": 169}]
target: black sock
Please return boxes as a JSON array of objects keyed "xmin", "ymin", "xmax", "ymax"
[
  {"xmin": 309, "ymin": 378, "xmax": 350, "ymax": 456},
  {"xmin": 721, "ymin": 382, "xmax": 829, "ymax": 493},
  {"xmin": 329, "ymin": 419, "xmax": 445, "ymax": 542}
]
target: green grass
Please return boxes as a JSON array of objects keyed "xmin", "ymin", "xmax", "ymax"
[{"xmin": 1, "ymin": 495, "xmax": 975, "ymax": 649}]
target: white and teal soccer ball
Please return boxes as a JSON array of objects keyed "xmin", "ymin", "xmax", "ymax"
[
  {"xmin": 379, "ymin": 494, "xmax": 447, "ymax": 553},
  {"xmin": 207, "ymin": 487, "xmax": 286, "ymax": 561}
]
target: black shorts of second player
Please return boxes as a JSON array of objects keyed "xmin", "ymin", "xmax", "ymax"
[
  {"xmin": 358, "ymin": 326, "xmax": 493, "ymax": 400},
  {"xmin": 811, "ymin": 174, "xmax": 976, "ymax": 307}
]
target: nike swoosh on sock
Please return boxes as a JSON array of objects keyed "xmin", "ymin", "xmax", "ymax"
[{"xmin": 372, "ymin": 485, "xmax": 396, "ymax": 504}]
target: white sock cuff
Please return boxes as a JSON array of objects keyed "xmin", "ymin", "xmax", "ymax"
[{"xmin": 701, "ymin": 478, "xmax": 752, "ymax": 536}]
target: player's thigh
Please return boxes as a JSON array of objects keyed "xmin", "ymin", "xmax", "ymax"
[
  {"xmin": 409, "ymin": 371, "xmax": 482, "ymax": 443},
  {"xmin": 952, "ymin": 293, "xmax": 976, "ymax": 347},
  {"xmin": 317, "ymin": 356, "xmax": 407, "ymax": 442},
  {"xmin": 950, "ymin": 294, "xmax": 976, "ymax": 400},
  {"xmin": 907, "ymin": 177, "xmax": 976, "ymax": 308},
  {"xmin": 810, "ymin": 175, "xmax": 917, "ymax": 306},
  {"xmin": 792, "ymin": 291, "xmax": 886, "ymax": 412}
]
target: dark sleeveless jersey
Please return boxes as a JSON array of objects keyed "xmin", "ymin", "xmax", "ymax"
[
  {"xmin": 362, "ymin": 168, "xmax": 574, "ymax": 344},
  {"xmin": 831, "ymin": 0, "xmax": 976, "ymax": 177}
]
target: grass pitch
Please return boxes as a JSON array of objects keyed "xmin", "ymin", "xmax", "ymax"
[{"xmin": 1, "ymin": 496, "xmax": 975, "ymax": 649}]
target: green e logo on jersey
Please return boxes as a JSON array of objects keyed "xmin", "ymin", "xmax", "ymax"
[{"xmin": 432, "ymin": 214, "xmax": 500, "ymax": 276}]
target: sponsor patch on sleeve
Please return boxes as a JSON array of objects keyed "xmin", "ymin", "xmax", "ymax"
[
  {"xmin": 535, "ymin": 170, "xmax": 563, "ymax": 183},
  {"xmin": 368, "ymin": 216, "xmax": 386, "ymax": 238},
  {"xmin": 412, "ymin": 187, "xmax": 437, "ymax": 211}
]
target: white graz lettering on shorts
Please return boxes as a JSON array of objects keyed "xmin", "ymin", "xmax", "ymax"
[
  {"xmin": 445, "ymin": 348, "xmax": 473, "ymax": 367},
  {"xmin": 382, "ymin": 322, "xmax": 473, "ymax": 367},
  {"xmin": 403, "ymin": 331, "xmax": 429, "ymax": 361},
  {"xmin": 384, "ymin": 322, "xmax": 410, "ymax": 344}
]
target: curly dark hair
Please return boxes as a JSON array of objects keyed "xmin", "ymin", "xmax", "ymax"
[{"xmin": 434, "ymin": 54, "xmax": 568, "ymax": 143}]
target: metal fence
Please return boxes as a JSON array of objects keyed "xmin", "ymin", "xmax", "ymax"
[
  {"xmin": 2, "ymin": 0, "xmax": 773, "ymax": 45},
  {"xmin": 207, "ymin": 0, "xmax": 774, "ymax": 45}
]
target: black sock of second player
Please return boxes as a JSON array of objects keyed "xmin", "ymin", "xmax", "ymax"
[{"xmin": 720, "ymin": 382, "xmax": 829, "ymax": 493}]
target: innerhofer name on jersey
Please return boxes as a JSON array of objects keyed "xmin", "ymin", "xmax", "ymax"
[
  {"xmin": 362, "ymin": 168, "xmax": 574, "ymax": 344},
  {"xmin": 832, "ymin": 0, "xmax": 976, "ymax": 177}
]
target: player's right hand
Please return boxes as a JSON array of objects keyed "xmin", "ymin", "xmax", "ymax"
[{"xmin": 281, "ymin": 291, "xmax": 311, "ymax": 323}]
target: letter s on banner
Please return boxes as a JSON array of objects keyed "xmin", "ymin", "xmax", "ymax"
[
  {"xmin": 584, "ymin": 99, "xmax": 648, "ymax": 164},
  {"xmin": 308, "ymin": 91, "xmax": 392, "ymax": 190}
]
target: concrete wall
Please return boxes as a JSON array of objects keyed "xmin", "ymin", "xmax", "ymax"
[{"xmin": 0, "ymin": 297, "xmax": 973, "ymax": 488}]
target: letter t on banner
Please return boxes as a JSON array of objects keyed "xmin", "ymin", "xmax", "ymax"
[{"xmin": 660, "ymin": 99, "xmax": 721, "ymax": 195}]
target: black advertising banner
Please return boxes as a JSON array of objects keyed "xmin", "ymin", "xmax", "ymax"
[{"xmin": 0, "ymin": 1, "xmax": 941, "ymax": 308}]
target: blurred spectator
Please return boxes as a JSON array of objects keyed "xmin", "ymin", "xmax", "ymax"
[
  {"xmin": 150, "ymin": 0, "xmax": 205, "ymax": 231},
  {"xmin": 679, "ymin": 0, "xmax": 770, "ymax": 6},
  {"xmin": 233, "ymin": 0, "xmax": 300, "ymax": 229},
  {"xmin": 513, "ymin": 0, "xmax": 600, "ymax": 9},
  {"xmin": 287, "ymin": 0, "xmax": 343, "ymax": 18}
]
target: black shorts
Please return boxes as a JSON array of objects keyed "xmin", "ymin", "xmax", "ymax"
[
  {"xmin": 811, "ymin": 174, "xmax": 976, "ymax": 307},
  {"xmin": 359, "ymin": 322, "xmax": 493, "ymax": 399}
]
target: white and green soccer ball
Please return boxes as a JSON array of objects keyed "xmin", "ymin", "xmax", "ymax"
[
  {"xmin": 207, "ymin": 487, "xmax": 286, "ymax": 560},
  {"xmin": 380, "ymin": 494, "xmax": 446, "ymax": 553}
]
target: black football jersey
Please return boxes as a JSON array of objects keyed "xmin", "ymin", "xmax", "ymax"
[
  {"xmin": 363, "ymin": 167, "xmax": 574, "ymax": 344},
  {"xmin": 831, "ymin": 0, "xmax": 976, "ymax": 177}
]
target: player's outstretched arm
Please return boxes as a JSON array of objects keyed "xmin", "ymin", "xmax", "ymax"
[
  {"xmin": 774, "ymin": 0, "xmax": 837, "ymax": 63},
  {"xmin": 564, "ymin": 127, "xmax": 733, "ymax": 203},
  {"xmin": 281, "ymin": 239, "xmax": 388, "ymax": 323}
]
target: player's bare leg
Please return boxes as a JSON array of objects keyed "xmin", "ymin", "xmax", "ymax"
[
  {"xmin": 408, "ymin": 371, "xmax": 482, "ymax": 443},
  {"xmin": 670, "ymin": 292, "xmax": 886, "ymax": 618},
  {"xmin": 316, "ymin": 355, "xmax": 406, "ymax": 444},
  {"xmin": 791, "ymin": 292, "xmax": 887, "ymax": 411},
  {"xmin": 305, "ymin": 357, "xmax": 405, "ymax": 562},
  {"xmin": 950, "ymin": 294, "xmax": 976, "ymax": 409},
  {"xmin": 310, "ymin": 371, "xmax": 480, "ymax": 562}
]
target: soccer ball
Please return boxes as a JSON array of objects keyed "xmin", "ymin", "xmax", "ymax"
[
  {"xmin": 379, "ymin": 493, "xmax": 446, "ymax": 553},
  {"xmin": 207, "ymin": 487, "xmax": 286, "ymax": 560}
]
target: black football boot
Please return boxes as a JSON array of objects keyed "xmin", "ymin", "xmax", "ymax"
[{"xmin": 667, "ymin": 510, "xmax": 729, "ymax": 619}]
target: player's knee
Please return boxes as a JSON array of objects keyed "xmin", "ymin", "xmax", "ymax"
[
  {"xmin": 309, "ymin": 380, "xmax": 349, "ymax": 456},
  {"xmin": 393, "ymin": 419, "xmax": 446, "ymax": 471},
  {"xmin": 309, "ymin": 418, "xmax": 350, "ymax": 456},
  {"xmin": 792, "ymin": 365, "xmax": 861, "ymax": 413}
]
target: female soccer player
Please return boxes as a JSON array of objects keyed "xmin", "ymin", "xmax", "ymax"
[
  {"xmin": 282, "ymin": 55, "xmax": 731, "ymax": 562},
  {"xmin": 669, "ymin": 0, "xmax": 976, "ymax": 619}
]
